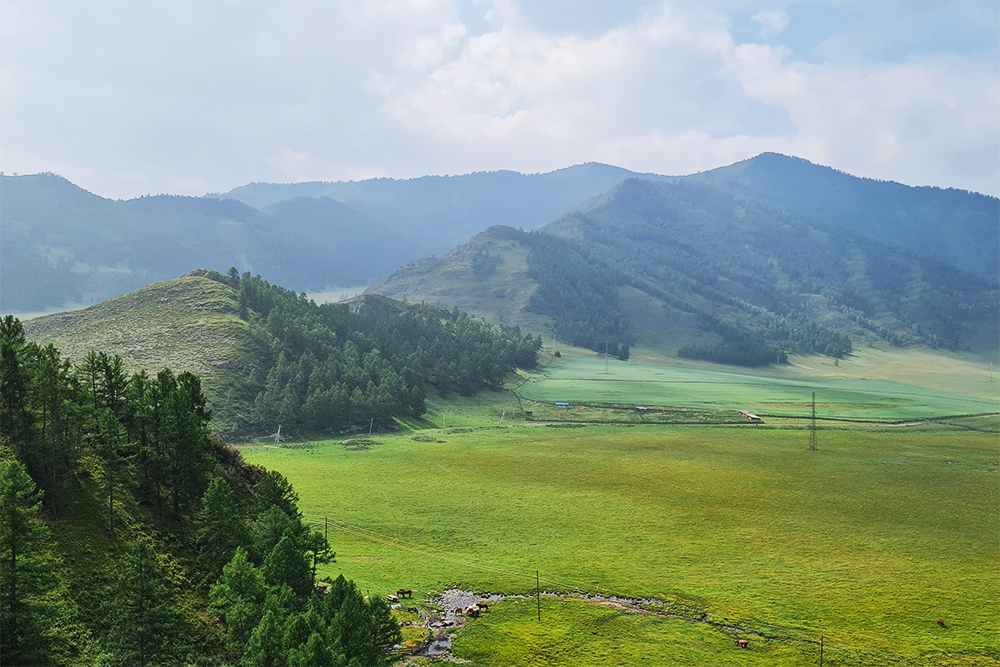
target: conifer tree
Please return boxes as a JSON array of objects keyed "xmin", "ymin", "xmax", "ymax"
[
  {"xmin": 209, "ymin": 547, "xmax": 267, "ymax": 657},
  {"xmin": 0, "ymin": 460, "xmax": 59, "ymax": 665},
  {"xmin": 103, "ymin": 537, "xmax": 182, "ymax": 667},
  {"xmin": 262, "ymin": 530, "xmax": 312, "ymax": 599},
  {"xmin": 196, "ymin": 477, "xmax": 250, "ymax": 582}
]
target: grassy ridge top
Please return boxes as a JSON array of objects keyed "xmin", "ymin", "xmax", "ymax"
[{"xmin": 24, "ymin": 270, "xmax": 268, "ymax": 434}]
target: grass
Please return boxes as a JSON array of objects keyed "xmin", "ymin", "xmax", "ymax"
[
  {"xmin": 242, "ymin": 423, "xmax": 999, "ymax": 665},
  {"xmin": 519, "ymin": 357, "xmax": 1000, "ymax": 421},
  {"xmin": 23, "ymin": 272, "xmax": 269, "ymax": 435}
]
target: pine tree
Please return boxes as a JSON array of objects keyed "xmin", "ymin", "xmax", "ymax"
[
  {"xmin": 103, "ymin": 537, "xmax": 182, "ymax": 667},
  {"xmin": 262, "ymin": 530, "xmax": 312, "ymax": 599},
  {"xmin": 0, "ymin": 460, "xmax": 60, "ymax": 665},
  {"xmin": 241, "ymin": 609, "xmax": 284, "ymax": 667},
  {"xmin": 196, "ymin": 478, "xmax": 251, "ymax": 582},
  {"xmin": 209, "ymin": 547, "xmax": 267, "ymax": 657}
]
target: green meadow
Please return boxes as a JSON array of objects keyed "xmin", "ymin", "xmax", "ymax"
[
  {"xmin": 242, "ymin": 421, "xmax": 999, "ymax": 665},
  {"xmin": 520, "ymin": 357, "xmax": 1000, "ymax": 420}
]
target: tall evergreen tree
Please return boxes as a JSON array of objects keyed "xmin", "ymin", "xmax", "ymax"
[
  {"xmin": 0, "ymin": 460, "xmax": 60, "ymax": 665},
  {"xmin": 196, "ymin": 477, "xmax": 251, "ymax": 583},
  {"xmin": 208, "ymin": 547, "xmax": 267, "ymax": 658},
  {"xmin": 103, "ymin": 537, "xmax": 182, "ymax": 667}
]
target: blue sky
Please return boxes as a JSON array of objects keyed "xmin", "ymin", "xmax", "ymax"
[{"xmin": 1, "ymin": 1, "xmax": 997, "ymax": 198}]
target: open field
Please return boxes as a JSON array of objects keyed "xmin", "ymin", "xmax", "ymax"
[
  {"xmin": 519, "ymin": 357, "xmax": 1000, "ymax": 421},
  {"xmin": 242, "ymin": 421, "xmax": 999, "ymax": 665}
]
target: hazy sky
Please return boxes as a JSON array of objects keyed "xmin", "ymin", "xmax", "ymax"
[{"xmin": 1, "ymin": 1, "xmax": 997, "ymax": 199}]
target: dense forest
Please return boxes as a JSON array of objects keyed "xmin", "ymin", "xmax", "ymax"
[
  {"xmin": 520, "ymin": 232, "xmax": 634, "ymax": 360},
  {"xmin": 232, "ymin": 270, "xmax": 542, "ymax": 433},
  {"xmin": 535, "ymin": 179, "xmax": 995, "ymax": 365},
  {"xmin": 1, "ymin": 314, "xmax": 399, "ymax": 666}
]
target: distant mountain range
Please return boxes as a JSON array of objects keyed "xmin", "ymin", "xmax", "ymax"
[
  {"xmin": 371, "ymin": 179, "xmax": 998, "ymax": 363},
  {"xmin": 3, "ymin": 155, "xmax": 997, "ymax": 336}
]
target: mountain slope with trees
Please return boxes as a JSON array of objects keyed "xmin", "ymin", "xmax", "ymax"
[
  {"xmin": 683, "ymin": 152, "xmax": 1000, "ymax": 281},
  {"xmin": 372, "ymin": 180, "xmax": 999, "ymax": 366},
  {"xmin": 1, "ymin": 315, "xmax": 400, "ymax": 665},
  {"xmin": 25, "ymin": 269, "xmax": 541, "ymax": 437}
]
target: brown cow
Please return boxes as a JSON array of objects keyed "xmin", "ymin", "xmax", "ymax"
[{"xmin": 736, "ymin": 639, "xmax": 749, "ymax": 649}]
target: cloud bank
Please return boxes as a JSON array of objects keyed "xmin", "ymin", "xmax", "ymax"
[{"xmin": 1, "ymin": 1, "xmax": 996, "ymax": 198}]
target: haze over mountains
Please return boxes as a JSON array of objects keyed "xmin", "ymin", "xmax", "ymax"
[{"xmin": 3, "ymin": 154, "xmax": 997, "ymax": 364}]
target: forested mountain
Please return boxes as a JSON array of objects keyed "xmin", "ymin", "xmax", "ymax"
[
  {"xmin": 1, "ymin": 315, "xmax": 400, "ymax": 665},
  {"xmin": 683, "ymin": 153, "xmax": 1000, "ymax": 281},
  {"xmin": 7, "ymin": 156, "xmax": 995, "ymax": 316},
  {"xmin": 25, "ymin": 269, "xmax": 541, "ymax": 436},
  {"xmin": 0, "ymin": 175, "xmax": 399, "ymax": 313},
  {"xmin": 373, "ymin": 180, "xmax": 999, "ymax": 366},
  {"xmin": 208, "ymin": 162, "xmax": 674, "ymax": 235},
  {"xmin": 2, "ymin": 165, "xmax": 671, "ymax": 313}
]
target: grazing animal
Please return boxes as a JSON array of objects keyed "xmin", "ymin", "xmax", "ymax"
[
  {"xmin": 736, "ymin": 639, "xmax": 749, "ymax": 649},
  {"xmin": 396, "ymin": 589, "xmax": 413, "ymax": 599},
  {"xmin": 937, "ymin": 619, "xmax": 946, "ymax": 628},
  {"xmin": 386, "ymin": 594, "xmax": 398, "ymax": 602},
  {"xmin": 466, "ymin": 606, "xmax": 481, "ymax": 618},
  {"xmin": 476, "ymin": 602, "xmax": 490, "ymax": 612},
  {"xmin": 455, "ymin": 607, "xmax": 464, "ymax": 615}
]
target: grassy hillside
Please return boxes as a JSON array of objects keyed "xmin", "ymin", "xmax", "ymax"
[
  {"xmin": 23, "ymin": 270, "xmax": 268, "ymax": 435},
  {"xmin": 368, "ymin": 225, "xmax": 550, "ymax": 332}
]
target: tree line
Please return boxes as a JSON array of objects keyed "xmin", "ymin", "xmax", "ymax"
[
  {"xmin": 230, "ymin": 270, "xmax": 542, "ymax": 433},
  {"xmin": 0, "ymin": 315, "xmax": 400, "ymax": 665}
]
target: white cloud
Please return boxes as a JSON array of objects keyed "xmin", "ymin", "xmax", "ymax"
[
  {"xmin": 751, "ymin": 9, "xmax": 789, "ymax": 39},
  {"xmin": 0, "ymin": 0, "xmax": 996, "ymax": 198}
]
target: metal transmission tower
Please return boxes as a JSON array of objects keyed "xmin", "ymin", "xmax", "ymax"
[{"xmin": 809, "ymin": 392, "xmax": 817, "ymax": 451}]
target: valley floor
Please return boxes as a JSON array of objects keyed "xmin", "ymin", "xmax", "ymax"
[{"xmin": 242, "ymin": 414, "xmax": 999, "ymax": 666}]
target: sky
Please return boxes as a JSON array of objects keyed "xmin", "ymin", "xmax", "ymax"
[{"xmin": 1, "ymin": 0, "xmax": 997, "ymax": 199}]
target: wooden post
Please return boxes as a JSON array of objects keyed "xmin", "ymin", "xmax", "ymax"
[
  {"xmin": 325, "ymin": 517, "xmax": 328, "ymax": 541},
  {"xmin": 536, "ymin": 570, "xmax": 541, "ymax": 622},
  {"xmin": 369, "ymin": 418, "xmax": 374, "ymax": 436},
  {"xmin": 819, "ymin": 634, "xmax": 824, "ymax": 667}
]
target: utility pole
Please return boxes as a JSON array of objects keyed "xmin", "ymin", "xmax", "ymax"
[
  {"xmin": 275, "ymin": 425, "xmax": 281, "ymax": 445},
  {"xmin": 604, "ymin": 342, "xmax": 610, "ymax": 374},
  {"xmin": 368, "ymin": 418, "xmax": 373, "ymax": 436},
  {"xmin": 819, "ymin": 634, "xmax": 824, "ymax": 667},
  {"xmin": 500, "ymin": 409, "xmax": 506, "ymax": 424},
  {"xmin": 536, "ymin": 570, "xmax": 541, "ymax": 622},
  {"xmin": 325, "ymin": 517, "xmax": 328, "ymax": 542},
  {"xmin": 809, "ymin": 392, "xmax": 817, "ymax": 451}
]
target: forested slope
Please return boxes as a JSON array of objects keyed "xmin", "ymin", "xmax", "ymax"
[
  {"xmin": 1, "ymin": 316, "xmax": 400, "ymax": 666},
  {"xmin": 373, "ymin": 181, "xmax": 999, "ymax": 366},
  {"xmin": 684, "ymin": 152, "xmax": 1000, "ymax": 280},
  {"xmin": 25, "ymin": 269, "xmax": 541, "ymax": 436}
]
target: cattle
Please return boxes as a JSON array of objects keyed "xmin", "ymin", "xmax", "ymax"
[
  {"xmin": 396, "ymin": 589, "xmax": 413, "ymax": 599},
  {"xmin": 736, "ymin": 638, "xmax": 749, "ymax": 649},
  {"xmin": 386, "ymin": 594, "xmax": 398, "ymax": 602},
  {"xmin": 466, "ymin": 606, "xmax": 481, "ymax": 618}
]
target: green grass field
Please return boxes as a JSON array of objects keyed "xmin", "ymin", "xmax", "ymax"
[
  {"xmin": 520, "ymin": 357, "xmax": 1000, "ymax": 421},
  {"xmin": 242, "ymin": 421, "xmax": 999, "ymax": 665}
]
